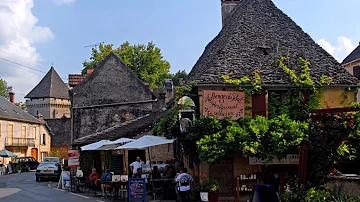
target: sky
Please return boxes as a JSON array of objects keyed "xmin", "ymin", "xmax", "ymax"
[{"xmin": 0, "ymin": 0, "xmax": 359, "ymax": 101}]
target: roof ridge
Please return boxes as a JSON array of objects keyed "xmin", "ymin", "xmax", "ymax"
[{"xmin": 342, "ymin": 44, "xmax": 360, "ymax": 65}]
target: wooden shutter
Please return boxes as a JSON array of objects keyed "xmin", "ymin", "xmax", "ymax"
[{"xmin": 252, "ymin": 91, "xmax": 267, "ymax": 118}]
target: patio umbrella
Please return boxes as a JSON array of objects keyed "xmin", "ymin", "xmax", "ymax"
[
  {"xmin": 80, "ymin": 140, "xmax": 111, "ymax": 151},
  {"xmin": 97, "ymin": 138, "xmax": 134, "ymax": 150},
  {"xmin": 116, "ymin": 135, "xmax": 176, "ymax": 202},
  {"xmin": 0, "ymin": 149, "xmax": 17, "ymax": 158},
  {"xmin": 116, "ymin": 135, "xmax": 175, "ymax": 150}
]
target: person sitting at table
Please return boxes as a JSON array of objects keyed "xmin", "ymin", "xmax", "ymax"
[
  {"xmin": 152, "ymin": 166, "xmax": 162, "ymax": 180},
  {"xmin": 89, "ymin": 168, "xmax": 100, "ymax": 185},
  {"xmin": 162, "ymin": 165, "xmax": 169, "ymax": 178},
  {"xmin": 168, "ymin": 166, "xmax": 176, "ymax": 179},
  {"xmin": 134, "ymin": 168, "xmax": 142, "ymax": 178},
  {"xmin": 99, "ymin": 169, "xmax": 113, "ymax": 197}
]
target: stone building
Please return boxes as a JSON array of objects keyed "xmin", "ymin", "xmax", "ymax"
[
  {"xmin": 186, "ymin": 0, "xmax": 358, "ymax": 200},
  {"xmin": 45, "ymin": 116, "xmax": 71, "ymax": 160},
  {"xmin": 343, "ymin": 43, "xmax": 360, "ymax": 101},
  {"xmin": 71, "ymin": 53, "xmax": 172, "ymax": 174},
  {"xmin": 25, "ymin": 67, "xmax": 71, "ymax": 119},
  {"xmin": 0, "ymin": 93, "xmax": 52, "ymax": 164}
]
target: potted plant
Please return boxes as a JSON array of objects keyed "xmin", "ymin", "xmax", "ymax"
[{"xmin": 199, "ymin": 173, "xmax": 219, "ymax": 202}]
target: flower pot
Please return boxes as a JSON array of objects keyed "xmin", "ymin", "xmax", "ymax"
[
  {"xmin": 208, "ymin": 192, "xmax": 218, "ymax": 202},
  {"xmin": 200, "ymin": 192, "xmax": 209, "ymax": 202}
]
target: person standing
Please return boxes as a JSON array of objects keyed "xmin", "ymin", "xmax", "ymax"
[
  {"xmin": 130, "ymin": 156, "xmax": 144, "ymax": 177},
  {"xmin": 175, "ymin": 168, "xmax": 193, "ymax": 202}
]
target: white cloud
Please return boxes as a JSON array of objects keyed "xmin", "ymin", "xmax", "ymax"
[
  {"xmin": 0, "ymin": 0, "xmax": 54, "ymax": 101},
  {"xmin": 52, "ymin": 0, "xmax": 75, "ymax": 5},
  {"xmin": 317, "ymin": 36, "xmax": 356, "ymax": 63}
]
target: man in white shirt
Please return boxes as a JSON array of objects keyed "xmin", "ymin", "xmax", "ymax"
[
  {"xmin": 130, "ymin": 156, "xmax": 143, "ymax": 177},
  {"xmin": 175, "ymin": 168, "xmax": 193, "ymax": 202}
]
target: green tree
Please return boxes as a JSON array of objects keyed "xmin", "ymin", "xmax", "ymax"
[
  {"xmin": 171, "ymin": 70, "xmax": 188, "ymax": 86},
  {"xmin": 15, "ymin": 102, "xmax": 27, "ymax": 111},
  {"xmin": 82, "ymin": 42, "xmax": 172, "ymax": 88},
  {"xmin": 0, "ymin": 78, "xmax": 12, "ymax": 99}
]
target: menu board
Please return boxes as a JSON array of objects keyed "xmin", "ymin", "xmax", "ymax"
[{"xmin": 128, "ymin": 178, "xmax": 146, "ymax": 201}]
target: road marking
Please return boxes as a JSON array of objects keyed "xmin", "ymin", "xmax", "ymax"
[
  {"xmin": 70, "ymin": 192, "xmax": 89, "ymax": 199},
  {"xmin": 53, "ymin": 188, "xmax": 65, "ymax": 192},
  {"xmin": 96, "ymin": 200, "xmax": 105, "ymax": 202}
]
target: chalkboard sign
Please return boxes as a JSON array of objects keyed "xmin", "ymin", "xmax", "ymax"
[{"xmin": 128, "ymin": 178, "xmax": 146, "ymax": 201}]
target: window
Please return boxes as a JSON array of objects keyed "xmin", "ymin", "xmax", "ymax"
[
  {"xmin": 32, "ymin": 127, "xmax": 36, "ymax": 139},
  {"xmin": 8, "ymin": 124, "xmax": 13, "ymax": 138},
  {"xmin": 41, "ymin": 152, "xmax": 47, "ymax": 160},
  {"xmin": 21, "ymin": 126, "xmax": 26, "ymax": 138},
  {"xmin": 353, "ymin": 66, "xmax": 360, "ymax": 79},
  {"xmin": 41, "ymin": 134, "xmax": 46, "ymax": 145}
]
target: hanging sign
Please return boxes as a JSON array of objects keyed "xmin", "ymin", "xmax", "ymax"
[
  {"xmin": 68, "ymin": 150, "xmax": 80, "ymax": 168},
  {"xmin": 249, "ymin": 154, "xmax": 299, "ymax": 165},
  {"xmin": 203, "ymin": 90, "xmax": 245, "ymax": 120}
]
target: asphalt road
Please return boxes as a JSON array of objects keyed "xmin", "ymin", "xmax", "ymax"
[{"xmin": 0, "ymin": 171, "xmax": 104, "ymax": 202}]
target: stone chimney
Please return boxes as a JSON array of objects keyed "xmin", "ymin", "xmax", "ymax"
[
  {"xmin": 221, "ymin": 0, "xmax": 241, "ymax": 27},
  {"xmin": 36, "ymin": 113, "xmax": 44, "ymax": 121},
  {"xmin": 86, "ymin": 69, "xmax": 94, "ymax": 75},
  {"xmin": 152, "ymin": 88, "xmax": 167, "ymax": 112},
  {"xmin": 9, "ymin": 92, "xmax": 15, "ymax": 104}
]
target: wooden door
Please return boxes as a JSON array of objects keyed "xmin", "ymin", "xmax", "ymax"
[
  {"xmin": 209, "ymin": 159, "xmax": 234, "ymax": 197},
  {"xmin": 31, "ymin": 148, "xmax": 38, "ymax": 160}
]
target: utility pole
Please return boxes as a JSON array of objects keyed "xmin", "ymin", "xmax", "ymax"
[{"xmin": 84, "ymin": 42, "xmax": 104, "ymax": 49}]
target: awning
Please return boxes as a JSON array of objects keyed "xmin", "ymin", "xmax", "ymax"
[
  {"xmin": 80, "ymin": 140, "xmax": 111, "ymax": 151},
  {"xmin": 116, "ymin": 135, "xmax": 176, "ymax": 149},
  {"xmin": 97, "ymin": 138, "xmax": 134, "ymax": 150}
]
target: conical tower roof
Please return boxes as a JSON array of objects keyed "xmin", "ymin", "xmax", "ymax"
[
  {"xmin": 25, "ymin": 67, "xmax": 69, "ymax": 99},
  {"xmin": 187, "ymin": 0, "xmax": 358, "ymax": 85}
]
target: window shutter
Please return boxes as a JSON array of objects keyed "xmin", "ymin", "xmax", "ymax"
[{"xmin": 252, "ymin": 91, "xmax": 267, "ymax": 118}]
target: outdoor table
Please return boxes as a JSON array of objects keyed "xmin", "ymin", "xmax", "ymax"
[
  {"xmin": 70, "ymin": 176, "xmax": 85, "ymax": 193},
  {"xmin": 109, "ymin": 181, "xmax": 128, "ymax": 201}
]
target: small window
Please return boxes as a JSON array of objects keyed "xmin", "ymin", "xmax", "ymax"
[
  {"xmin": 41, "ymin": 134, "xmax": 46, "ymax": 145},
  {"xmin": 353, "ymin": 66, "xmax": 360, "ymax": 79}
]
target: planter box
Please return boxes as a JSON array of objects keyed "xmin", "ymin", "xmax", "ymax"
[{"xmin": 200, "ymin": 192, "xmax": 208, "ymax": 202}]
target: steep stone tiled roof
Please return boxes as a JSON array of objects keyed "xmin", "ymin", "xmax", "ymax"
[
  {"xmin": 72, "ymin": 111, "xmax": 165, "ymax": 146},
  {"xmin": 25, "ymin": 67, "xmax": 70, "ymax": 99},
  {"xmin": 0, "ymin": 96, "xmax": 42, "ymax": 124},
  {"xmin": 187, "ymin": 0, "xmax": 358, "ymax": 85},
  {"xmin": 342, "ymin": 44, "xmax": 360, "ymax": 65}
]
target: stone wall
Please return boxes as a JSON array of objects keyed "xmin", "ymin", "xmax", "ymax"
[
  {"xmin": 327, "ymin": 176, "xmax": 360, "ymax": 198},
  {"xmin": 72, "ymin": 103, "xmax": 152, "ymax": 140},
  {"xmin": 71, "ymin": 54, "xmax": 156, "ymax": 141},
  {"xmin": 26, "ymin": 98, "xmax": 71, "ymax": 119},
  {"xmin": 51, "ymin": 146, "xmax": 71, "ymax": 160}
]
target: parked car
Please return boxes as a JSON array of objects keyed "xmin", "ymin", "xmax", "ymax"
[
  {"xmin": 14, "ymin": 156, "xmax": 39, "ymax": 171},
  {"xmin": 35, "ymin": 162, "xmax": 62, "ymax": 182}
]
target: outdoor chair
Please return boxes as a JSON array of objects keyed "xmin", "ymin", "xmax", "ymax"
[{"xmin": 85, "ymin": 179, "xmax": 100, "ymax": 197}]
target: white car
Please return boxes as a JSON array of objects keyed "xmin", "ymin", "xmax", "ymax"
[{"xmin": 35, "ymin": 162, "xmax": 61, "ymax": 182}]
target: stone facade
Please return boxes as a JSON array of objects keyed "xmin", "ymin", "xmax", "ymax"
[
  {"xmin": 26, "ymin": 98, "xmax": 71, "ymax": 119},
  {"xmin": 70, "ymin": 53, "xmax": 158, "ymax": 143},
  {"xmin": 0, "ymin": 120, "xmax": 51, "ymax": 164}
]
